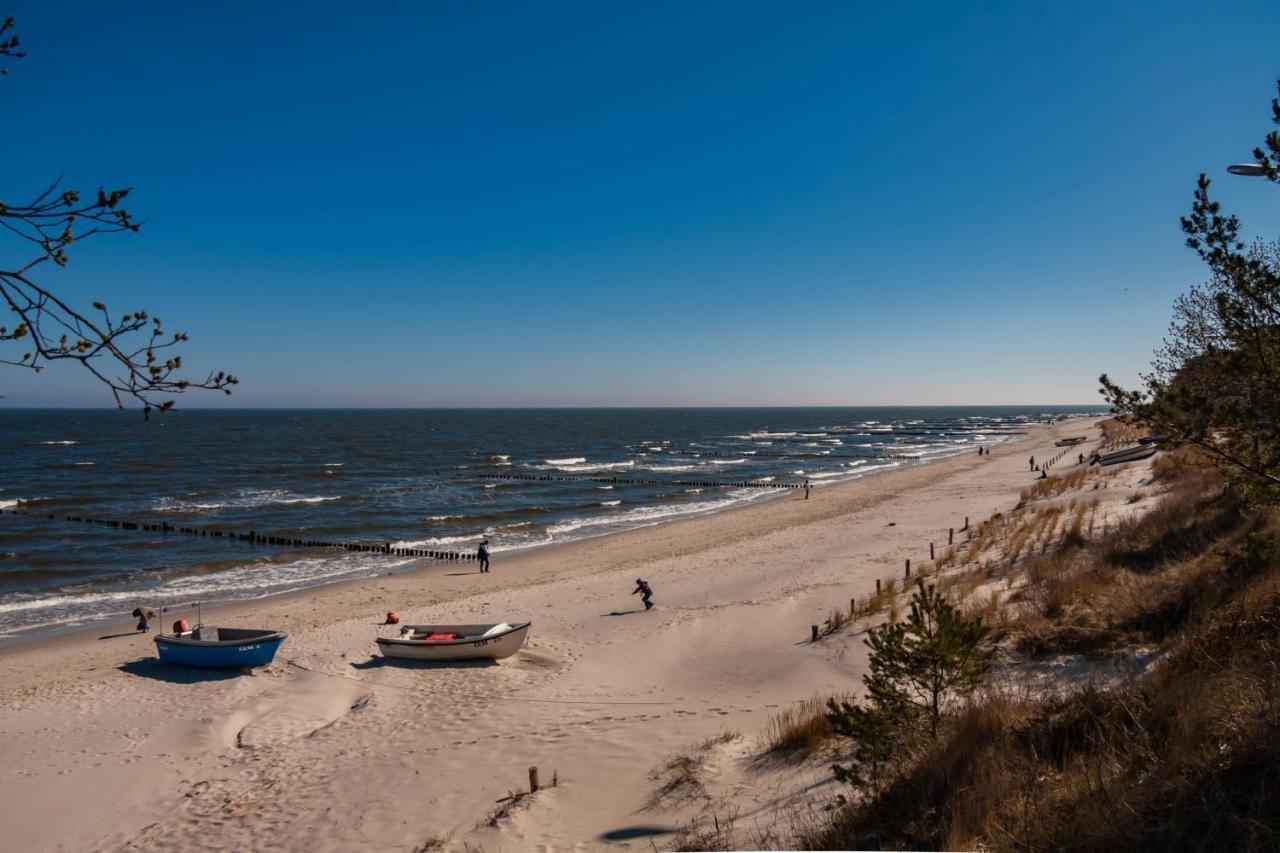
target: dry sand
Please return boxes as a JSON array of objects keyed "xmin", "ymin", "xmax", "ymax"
[{"xmin": 0, "ymin": 418, "xmax": 1106, "ymax": 851}]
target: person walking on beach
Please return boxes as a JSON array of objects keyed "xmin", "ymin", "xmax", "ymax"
[
  {"xmin": 804, "ymin": 479, "xmax": 811, "ymax": 500},
  {"xmin": 477, "ymin": 539, "xmax": 490, "ymax": 573},
  {"xmin": 1078, "ymin": 452, "xmax": 1085, "ymax": 465},
  {"xmin": 1029, "ymin": 455, "xmax": 1036, "ymax": 471},
  {"xmin": 633, "ymin": 578, "xmax": 654, "ymax": 610}
]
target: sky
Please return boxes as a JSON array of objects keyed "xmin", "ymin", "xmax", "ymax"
[{"xmin": 1, "ymin": 0, "xmax": 1278, "ymax": 407}]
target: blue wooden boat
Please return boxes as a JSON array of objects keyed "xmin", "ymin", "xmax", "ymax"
[{"xmin": 155, "ymin": 626, "xmax": 287, "ymax": 668}]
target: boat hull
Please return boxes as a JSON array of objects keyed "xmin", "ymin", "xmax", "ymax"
[
  {"xmin": 377, "ymin": 623, "xmax": 531, "ymax": 662},
  {"xmin": 1097, "ymin": 445, "xmax": 1158, "ymax": 466},
  {"xmin": 155, "ymin": 632, "xmax": 286, "ymax": 668}
]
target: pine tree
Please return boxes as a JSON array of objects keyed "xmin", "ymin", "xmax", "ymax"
[{"xmin": 828, "ymin": 581, "xmax": 994, "ymax": 787}]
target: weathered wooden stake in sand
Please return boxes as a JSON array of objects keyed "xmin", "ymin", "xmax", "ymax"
[
  {"xmin": 811, "ymin": 624, "xmax": 819, "ymax": 642},
  {"xmin": 905, "ymin": 558, "xmax": 911, "ymax": 579},
  {"xmin": 529, "ymin": 766, "xmax": 540, "ymax": 793},
  {"xmin": 876, "ymin": 578, "xmax": 882, "ymax": 594},
  {"xmin": 949, "ymin": 527, "xmax": 954, "ymax": 544},
  {"xmin": 930, "ymin": 542, "xmax": 935, "ymax": 559}
]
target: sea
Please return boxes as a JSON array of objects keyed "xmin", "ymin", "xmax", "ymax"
[{"xmin": 0, "ymin": 406, "xmax": 1103, "ymax": 641}]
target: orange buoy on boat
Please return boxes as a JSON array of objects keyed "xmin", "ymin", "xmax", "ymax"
[{"xmin": 385, "ymin": 611, "xmax": 400, "ymax": 625}]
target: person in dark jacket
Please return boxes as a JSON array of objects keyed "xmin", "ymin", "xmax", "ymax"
[
  {"xmin": 477, "ymin": 539, "xmax": 490, "ymax": 573},
  {"xmin": 632, "ymin": 578, "xmax": 653, "ymax": 610}
]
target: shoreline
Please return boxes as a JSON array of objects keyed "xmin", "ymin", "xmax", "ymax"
[
  {"xmin": 0, "ymin": 417, "xmax": 1087, "ymax": 671},
  {"xmin": 0, "ymin": 422, "xmax": 1045, "ymax": 654}
]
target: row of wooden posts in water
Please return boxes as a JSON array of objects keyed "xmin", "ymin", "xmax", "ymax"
[{"xmin": 0, "ymin": 507, "xmax": 479, "ymax": 562}]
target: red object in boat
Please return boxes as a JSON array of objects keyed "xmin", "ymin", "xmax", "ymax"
[
  {"xmin": 426, "ymin": 633, "xmax": 459, "ymax": 641},
  {"xmin": 173, "ymin": 618, "xmax": 190, "ymax": 633}
]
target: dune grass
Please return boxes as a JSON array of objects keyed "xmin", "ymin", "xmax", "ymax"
[{"xmin": 798, "ymin": 463, "xmax": 1280, "ymax": 852}]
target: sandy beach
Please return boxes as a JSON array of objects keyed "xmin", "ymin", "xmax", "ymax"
[{"xmin": 0, "ymin": 418, "xmax": 1105, "ymax": 851}]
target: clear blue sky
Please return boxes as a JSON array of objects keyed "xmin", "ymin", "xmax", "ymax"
[{"xmin": 2, "ymin": 1, "xmax": 1278, "ymax": 407}]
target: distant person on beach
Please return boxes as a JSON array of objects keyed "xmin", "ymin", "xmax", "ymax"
[
  {"xmin": 1040, "ymin": 469, "xmax": 1048, "ymax": 479},
  {"xmin": 1078, "ymin": 452, "xmax": 1085, "ymax": 465},
  {"xmin": 633, "ymin": 578, "xmax": 653, "ymax": 610},
  {"xmin": 1029, "ymin": 455, "xmax": 1035, "ymax": 471},
  {"xmin": 804, "ymin": 479, "xmax": 811, "ymax": 500},
  {"xmin": 477, "ymin": 540, "xmax": 490, "ymax": 573}
]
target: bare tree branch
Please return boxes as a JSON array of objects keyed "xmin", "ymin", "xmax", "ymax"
[{"xmin": 1, "ymin": 17, "xmax": 238, "ymax": 416}]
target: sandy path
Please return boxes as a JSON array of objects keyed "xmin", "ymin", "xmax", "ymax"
[{"xmin": 0, "ymin": 418, "xmax": 1098, "ymax": 851}]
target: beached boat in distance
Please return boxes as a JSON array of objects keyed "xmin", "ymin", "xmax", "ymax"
[
  {"xmin": 377, "ymin": 622, "xmax": 531, "ymax": 662},
  {"xmin": 1055, "ymin": 436, "xmax": 1087, "ymax": 446},
  {"xmin": 155, "ymin": 626, "xmax": 287, "ymax": 668},
  {"xmin": 1096, "ymin": 444, "xmax": 1158, "ymax": 466}
]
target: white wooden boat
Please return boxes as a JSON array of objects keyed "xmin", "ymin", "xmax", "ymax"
[
  {"xmin": 376, "ymin": 622, "xmax": 531, "ymax": 662},
  {"xmin": 1096, "ymin": 445, "xmax": 1158, "ymax": 466}
]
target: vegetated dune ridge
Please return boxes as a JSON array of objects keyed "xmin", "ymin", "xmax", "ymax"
[{"xmin": 0, "ymin": 418, "xmax": 1112, "ymax": 851}]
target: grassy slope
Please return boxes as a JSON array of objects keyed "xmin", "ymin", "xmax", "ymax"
[{"xmin": 803, "ymin": 457, "xmax": 1280, "ymax": 852}]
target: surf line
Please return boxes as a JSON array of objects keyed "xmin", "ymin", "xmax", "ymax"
[
  {"xmin": 479, "ymin": 473, "xmax": 801, "ymax": 489},
  {"xmin": 0, "ymin": 507, "xmax": 477, "ymax": 563}
]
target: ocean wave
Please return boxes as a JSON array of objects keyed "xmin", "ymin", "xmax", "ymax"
[
  {"xmin": 544, "ymin": 457, "xmax": 586, "ymax": 465},
  {"xmin": 546, "ymin": 489, "xmax": 771, "ymax": 539},
  {"xmin": 154, "ymin": 490, "xmax": 342, "ymax": 512},
  {"xmin": 397, "ymin": 533, "xmax": 484, "ymax": 547},
  {"xmin": 599, "ymin": 500, "xmax": 621, "ymax": 507},
  {"xmin": 0, "ymin": 498, "xmax": 24, "ymax": 509},
  {"xmin": 40, "ymin": 440, "xmax": 78, "ymax": 445},
  {"xmin": 323, "ymin": 462, "xmax": 344, "ymax": 467},
  {"xmin": 0, "ymin": 553, "xmax": 412, "ymax": 624},
  {"xmin": 707, "ymin": 458, "xmax": 747, "ymax": 465},
  {"xmin": 540, "ymin": 459, "xmax": 636, "ymax": 473},
  {"xmin": 645, "ymin": 464, "xmax": 699, "ymax": 472}
]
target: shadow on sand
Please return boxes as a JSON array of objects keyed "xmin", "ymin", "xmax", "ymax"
[
  {"xmin": 98, "ymin": 630, "xmax": 142, "ymax": 640},
  {"xmin": 601, "ymin": 609, "xmax": 647, "ymax": 617},
  {"xmin": 118, "ymin": 657, "xmax": 244, "ymax": 684},
  {"xmin": 348, "ymin": 656, "xmax": 498, "ymax": 671},
  {"xmin": 599, "ymin": 826, "xmax": 678, "ymax": 842}
]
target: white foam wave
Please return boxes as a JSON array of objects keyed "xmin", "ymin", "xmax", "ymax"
[
  {"xmin": 0, "ymin": 553, "xmax": 411, "ymax": 623},
  {"xmin": 645, "ymin": 464, "xmax": 699, "ymax": 472},
  {"xmin": 544, "ymin": 457, "xmax": 585, "ymax": 465},
  {"xmin": 547, "ymin": 491, "xmax": 768, "ymax": 538},
  {"xmin": 40, "ymin": 440, "xmax": 78, "ymax": 445},
  {"xmin": 155, "ymin": 490, "xmax": 341, "ymax": 512},
  {"xmin": 599, "ymin": 500, "xmax": 621, "ymax": 507},
  {"xmin": 0, "ymin": 499, "xmax": 23, "ymax": 509},
  {"xmin": 546, "ymin": 460, "xmax": 636, "ymax": 473},
  {"xmin": 707, "ymin": 458, "xmax": 747, "ymax": 465}
]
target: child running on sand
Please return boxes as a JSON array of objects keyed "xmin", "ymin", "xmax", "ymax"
[{"xmin": 632, "ymin": 578, "xmax": 654, "ymax": 610}]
